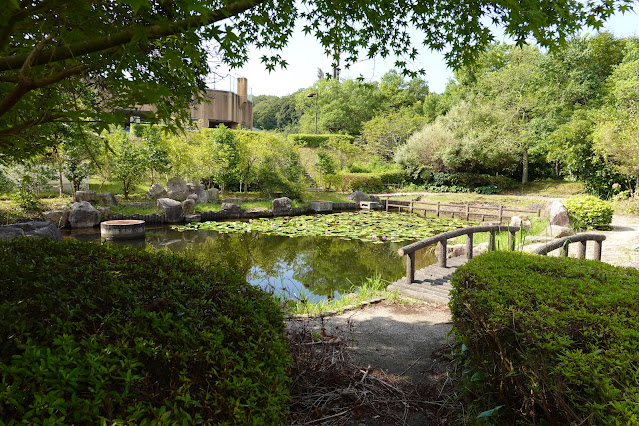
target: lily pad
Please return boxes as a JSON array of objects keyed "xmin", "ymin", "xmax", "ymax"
[{"xmin": 175, "ymin": 211, "xmax": 473, "ymax": 243}]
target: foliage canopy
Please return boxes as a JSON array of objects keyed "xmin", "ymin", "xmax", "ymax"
[{"xmin": 1, "ymin": 0, "xmax": 634, "ymax": 159}]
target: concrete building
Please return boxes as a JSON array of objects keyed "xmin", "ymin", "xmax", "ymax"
[{"xmin": 130, "ymin": 77, "xmax": 253, "ymax": 129}]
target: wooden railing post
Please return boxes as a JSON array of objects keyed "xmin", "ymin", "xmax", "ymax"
[
  {"xmin": 508, "ymin": 231, "xmax": 516, "ymax": 251},
  {"xmin": 594, "ymin": 240, "xmax": 603, "ymax": 261},
  {"xmin": 465, "ymin": 202, "xmax": 470, "ymax": 220},
  {"xmin": 576, "ymin": 241, "xmax": 586, "ymax": 259},
  {"xmin": 466, "ymin": 233, "xmax": 473, "ymax": 259},
  {"xmin": 385, "ymin": 197, "xmax": 389, "ymax": 212},
  {"xmin": 406, "ymin": 252, "xmax": 415, "ymax": 283},
  {"xmin": 436, "ymin": 202, "xmax": 440, "ymax": 217},
  {"xmin": 498, "ymin": 205, "xmax": 504, "ymax": 223},
  {"xmin": 489, "ymin": 230, "xmax": 496, "ymax": 252},
  {"xmin": 437, "ymin": 240, "xmax": 447, "ymax": 267},
  {"xmin": 410, "ymin": 199, "xmax": 414, "ymax": 214}
]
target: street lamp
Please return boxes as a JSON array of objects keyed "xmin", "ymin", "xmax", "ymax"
[{"xmin": 307, "ymin": 92, "xmax": 318, "ymax": 134}]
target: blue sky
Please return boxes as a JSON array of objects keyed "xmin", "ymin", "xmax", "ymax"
[{"xmin": 221, "ymin": 9, "xmax": 638, "ymax": 97}]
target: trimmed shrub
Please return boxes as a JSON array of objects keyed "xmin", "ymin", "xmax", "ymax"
[
  {"xmin": 287, "ymin": 134, "xmax": 354, "ymax": 148},
  {"xmin": 378, "ymin": 170, "xmax": 407, "ymax": 186},
  {"xmin": 564, "ymin": 195, "xmax": 614, "ymax": 229},
  {"xmin": 450, "ymin": 252, "xmax": 639, "ymax": 424},
  {"xmin": 431, "ymin": 172, "xmax": 516, "ymax": 191},
  {"xmin": 337, "ymin": 173, "xmax": 384, "ymax": 193},
  {"xmin": 0, "ymin": 239, "xmax": 290, "ymax": 424}
]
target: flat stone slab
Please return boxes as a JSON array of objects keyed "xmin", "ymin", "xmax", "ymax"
[{"xmin": 388, "ymin": 256, "xmax": 469, "ymax": 304}]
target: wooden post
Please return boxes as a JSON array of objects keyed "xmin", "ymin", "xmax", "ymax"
[
  {"xmin": 499, "ymin": 205, "xmax": 504, "ymax": 223},
  {"xmin": 436, "ymin": 202, "xmax": 440, "ymax": 217},
  {"xmin": 560, "ymin": 243, "xmax": 569, "ymax": 257},
  {"xmin": 386, "ymin": 197, "xmax": 389, "ymax": 212},
  {"xmin": 406, "ymin": 252, "xmax": 415, "ymax": 284},
  {"xmin": 465, "ymin": 202, "xmax": 470, "ymax": 220},
  {"xmin": 489, "ymin": 230, "xmax": 496, "ymax": 252},
  {"xmin": 410, "ymin": 199, "xmax": 414, "ymax": 213},
  {"xmin": 537, "ymin": 208, "xmax": 541, "ymax": 217},
  {"xmin": 594, "ymin": 240, "xmax": 603, "ymax": 261},
  {"xmin": 466, "ymin": 233, "xmax": 473, "ymax": 259},
  {"xmin": 482, "ymin": 214, "xmax": 485, "ymax": 221},
  {"xmin": 509, "ymin": 231, "xmax": 516, "ymax": 251},
  {"xmin": 577, "ymin": 241, "xmax": 587, "ymax": 259},
  {"xmin": 437, "ymin": 240, "xmax": 447, "ymax": 267}
]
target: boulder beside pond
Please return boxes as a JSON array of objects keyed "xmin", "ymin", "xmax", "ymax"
[
  {"xmin": 272, "ymin": 197, "xmax": 292, "ymax": 217},
  {"xmin": 42, "ymin": 210, "xmax": 70, "ymax": 228},
  {"xmin": 69, "ymin": 201, "xmax": 101, "ymax": 228},
  {"xmin": 188, "ymin": 183, "xmax": 209, "ymax": 204},
  {"xmin": 147, "ymin": 183, "xmax": 168, "ymax": 200},
  {"xmin": 166, "ymin": 177, "xmax": 189, "ymax": 201},
  {"xmin": 157, "ymin": 198, "xmax": 183, "ymax": 223},
  {"xmin": 222, "ymin": 202, "xmax": 243, "ymax": 219},
  {"xmin": 0, "ymin": 221, "xmax": 63, "ymax": 241},
  {"xmin": 182, "ymin": 199, "xmax": 196, "ymax": 215},
  {"xmin": 96, "ymin": 192, "xmax": 118, "ymax": 206},
  {"xmin": 74, "ymin": 190, "xmax": 96, "ymax": 202}
]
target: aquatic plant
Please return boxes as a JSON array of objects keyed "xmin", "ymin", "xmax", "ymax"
[{"xmin": 176, "ymin": 211, "xmax": 471, "ymax": 244}]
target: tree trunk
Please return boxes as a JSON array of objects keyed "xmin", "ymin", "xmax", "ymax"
[
  {"xmin": 636, "ymin": 174, "xmax": 639, "ymax": 199},
  {"xmin": 521, "ymin": 149, "xmax": 529, "ymax": 184},
  {"xmin": 58, "ymin": 169, "xmax": 64, "ymax": 197}
]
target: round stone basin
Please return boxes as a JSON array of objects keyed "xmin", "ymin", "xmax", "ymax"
[{"xmin": 101, "ymin": 220, "xmax": 145, "ymax": 240}]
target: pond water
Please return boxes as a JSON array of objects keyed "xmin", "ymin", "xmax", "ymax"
[{"xmin": 65, "ymin": 226, "xmax": 437, "ymax": 302}]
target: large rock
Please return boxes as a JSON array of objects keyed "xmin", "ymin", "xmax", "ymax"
[
  {"xmin": 69, "ymin": 201, "xmax": 101, "ymax": 228},
  {"xmin": 347, "ymin": 191, "xmax": 369, "ymax": 204},
  {"xmin": 509, "ymin": 215, "xmax": 531, "ymax": 229},
  {"xmin": 548, "ymin": 200, "xmax": 571, "ymax": 227},
  {"xmin": 157, "ymin": 198, "xmax": 184, "ymax": 223},
  {"xmin": 0, "ymin": 222, "xmax": 63, "ymax": 241},
  {"xmin": 166, "ymin": 177, "xmax": 189, "ymax": 201},
  {"xmin": 221, "ymin": 202, "xmax": 243, "ymax": 218},
  {"xmin": 188, "ymin": 183, "xmax": 209, "ymax": 204},
  {"xmin": 182, "ymin": 198, "xmax": 196, "ymax": 215},
  {"xmin": 244, "ymin": 207, "xmax": 272, "ymax": 218},
  {"xmin": 96, "ymin": 206, "xmax": 111, "ymax": 221},
  {"xmin": 147, "ymin": 183, "xmax": 168, "ymax": 200},
  {"xmin": 42, "ymin": 209, "xmax": 70, "ymax": 228},
  {"xmin": 207, "ymin": 188, "xmax": 219, "ymax": 201},
  {"xmin": 74, "ymin": 190, "xmax": 96, "ymax": 202},
  {"xmin": 97, "ymin": 192, "xmax": 118, "ymax": 206},
  {"xmin": 544, "ymin": 225, "xmax": 575, "ymax": 238},
  {"xmin": 272, "ymin": 197, "xmax": 292, "ymax": 217}
]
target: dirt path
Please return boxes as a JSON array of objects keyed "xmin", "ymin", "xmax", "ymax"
[{"xmin": 589, "ymin": 214, "xmax": 639, "ymax": 267}]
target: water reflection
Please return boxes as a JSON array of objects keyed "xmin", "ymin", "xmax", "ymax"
[{"xmin": 65, "ymin": 226, "xmax": 436, "ymax": 302}]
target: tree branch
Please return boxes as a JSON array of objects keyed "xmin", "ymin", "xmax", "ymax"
[{"xmin": 0, "ymin": 0, "xmax": 267, "ymax": 72}]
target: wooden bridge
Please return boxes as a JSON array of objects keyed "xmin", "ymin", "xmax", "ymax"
[{"xmin": 387, "ymin": 226, "xmax": 606, "ymax": 304}]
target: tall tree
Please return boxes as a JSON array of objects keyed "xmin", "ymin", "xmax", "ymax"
[{"xmin": 1, "ymin": 0, "xmax": 632, "ymax": 159}]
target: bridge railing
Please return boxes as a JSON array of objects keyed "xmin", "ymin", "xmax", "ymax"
[
  {"xmin": 531, "ymin": 234, "xmax": 605, "ymax": 259},
  {"xmin": 398, "ymin": 225, "xmax": 520, "ymax": 284}
]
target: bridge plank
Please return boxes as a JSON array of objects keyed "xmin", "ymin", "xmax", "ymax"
[{"xmin": 387, "ymin": 256, "xmax": 469, "ymax": 304}]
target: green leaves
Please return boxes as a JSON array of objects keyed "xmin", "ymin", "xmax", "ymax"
[{"xmin": 177, "ymin": 211, "xmax": 468, "ymax": 243}]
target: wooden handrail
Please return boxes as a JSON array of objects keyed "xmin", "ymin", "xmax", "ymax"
[
  {"xmin": 398, "ymin": 225, "xmax": 521, "ymax": 283},
  {"xmin": 532, "ymin": 233, "xmax": 606, "ymax": 260}
]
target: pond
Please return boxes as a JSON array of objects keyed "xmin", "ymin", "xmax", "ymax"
[{"xmin": 64, "ymin": 225, "xmax": 437, "ymax": 303}]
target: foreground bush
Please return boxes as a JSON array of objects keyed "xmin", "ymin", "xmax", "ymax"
[
  {"xmin": 450, "ymin": 251, "xmax": 639, "ymax": 424},
  {"xmin": 564, "ymin": 194, "xmax": 614, "ymax": 229},
  {"xmin": 0, "ymin": 239, "xmax": 290, "ymax": 424}
]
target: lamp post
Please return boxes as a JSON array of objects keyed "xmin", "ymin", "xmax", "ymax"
[{"xmin": 307, "ymin": 92, "xmax": 318, "ymax": 134}]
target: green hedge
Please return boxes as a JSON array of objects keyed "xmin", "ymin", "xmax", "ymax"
[
  {"xmin": 431, "ymin": 172, "xmax": 517, "ymax": 191},
  {"xmin": 0, "ymin": 239, "xmax": 290, "ymax": 424},
  {"xmin": 450, "ymin": 251, "xmax": 639, "ymax": 424},
  {"xmin": 287, "ymin": 134, "xmax": 354, "ymax": 147},
  {"xmin": 564, "ymin": 195, "xmax": 614, "ymax": 230},
  {"xmin": 335, "ymin": 171, "xmax": 407, "ymax": 193}
]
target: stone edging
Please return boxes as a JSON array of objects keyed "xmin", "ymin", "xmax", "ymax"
[{"xmin": 285, "ymin": 297, "xmax": 385, "ymax": 320}]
